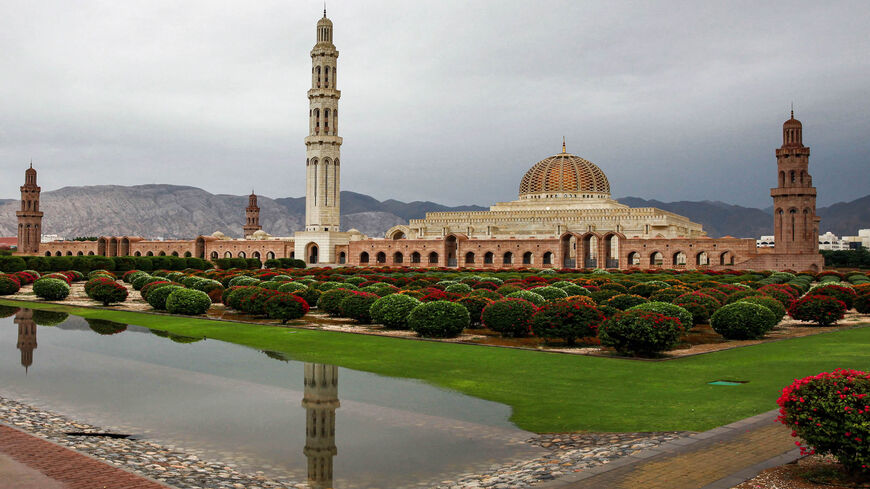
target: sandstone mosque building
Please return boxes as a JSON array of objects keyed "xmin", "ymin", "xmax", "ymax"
[{"xmin": 18, "ymin": 12, "xmax": 823, "ymax": 272}]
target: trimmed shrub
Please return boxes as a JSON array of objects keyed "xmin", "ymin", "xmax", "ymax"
[
  {"xmin": 237, "ymin": 288, "xmax": 283, "ymax": 315},
  {"xmin": 140, "ymin": 280, "xmax": 173, "ymax": 301},
  {"xmin": 602, "ymin": 293, "xmax": 648, "ymax": 311},
  {"xmin": 627, "ymin": 301, "xmax": 693, "ymax": 331},
  {"xmin": 317, "ymin": 288, "xmax": 357, "ymax": 316},
  {"xmin": 339, "ymin": 291, "xmax": 379, "ymax": 323},
  {"xmin": 590, "ymin": 289, "xmax": 620, "ymax": 304},
  {"xmin": 855, "ymin": 292, "xmax": 870, "ymax": 314},
  {"xmin": 147, "ymin": 285, "xmax": 184, "ymax": 310},
  {"xmin": 165, "ymin": 288, "xmax": 212, "ymax": 315},
  {"xmin": 724, "ymin": 289, "xmax": 764, "ymax": 304},
  {"xmin": 530, "ymin": 286, "xmax": 569, "ymax": 302},
  {"xmin": 131, "ymin": 274, "xmax": 155, "ymax": 291},
  {"xmin": 33, "ymin": 278, "xmax": 70, "ymax": 301},
  {"xmin": 737, "ymin": 296, "xmax": 787, "ymax": 323},
  {"xmin": 481, "ymin": 298, "xmax": 538, "ymax": 337},
  {"xmin": 370, "ymin": 294, "xmax": 421, "ymax": 329},
  {"xmin": 710, "ymin": 302, "xmax": 777, "ymax": 340},
  {"xmin": 0, "ymin": 275, "xmax": 21, "ymax": 295},
  {"xmin": 628, "ymin": 282, "xmax": 666, "ymax": 298},
  {"xmin": 758, "ymin": 285, "xmax": 797, "ymax": 307},
  {"xmin": 496, "ymin": 284, "xmax": 523, "ymax": 296},
  {"xmin": 598, "ymin": 310, "xmax": 684, "ymax": 356},
  {"xmin": 672, "ymin": 292, "xmax": 721, "ymax": 325},
  {"xmin": 456, "ymin": 295, "xmax": 494, "ymax": 326},
  {"xmin": 788, "ymin": 295, "xmax": 847, "ymax": 327},
  {"xmin": 264, "ymin": 294, "xmax": 309, "ymax": 323},
  {"xmin": 469, "ymin": 289, "xmax": 503, "ymax": 300},
  {"xmin": 277, "ymin": 282, "xmax": 308, "ymax": 293},
  {"xmin": 292, "ymin": 287, "xmax": 322, "ymax": 308},
  {"xmin": 90, "ymin": 281, "xmax": 129, "ymax": 306},
  {"xmin": 226, "ymin": 286, "xmax": 259, "ymax": 311},
  {"xmin": 407, "ymin": 300, "xmax": 470, "ymax": 338},
  {"xmin": 809, "ymin": 284, "xmax": 858, "ymax": 310},
  {"xmin": 531, "ymin": 299, "xmax": 605, "ymax": 345},
  {"xmin": 444, "ymin": 283, "xmax": 473, "ymax": 294},
  {"xmin": 561, "ymin": 284, "xmax": 590, "ymax": 297},
  {"xmin": 777, "ymin": 369, "xmax": 870, "ymax": 474},
  {"xmin": 505, "ymin": 289, "xmax": 546, "ymax": 306}
]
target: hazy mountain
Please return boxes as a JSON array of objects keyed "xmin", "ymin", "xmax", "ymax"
[{"xmin": 0, "ymin": 185, "xmax": 866, "ymax": 240}]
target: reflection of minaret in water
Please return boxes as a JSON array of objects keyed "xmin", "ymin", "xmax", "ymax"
[
  {"xmin": 303, "ymin": 363, "xmax": 339, "ymax": 489},
  {"xmin": 15, "ymin": 309, "xmax": 37, "ymax": 373}
]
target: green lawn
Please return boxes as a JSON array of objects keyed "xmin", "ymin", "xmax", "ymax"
[{"xmin": 3, "ymin": 298, "xmax": 868, "ymax": 434}]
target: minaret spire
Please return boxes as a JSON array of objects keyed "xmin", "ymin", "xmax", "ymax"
[{"xmin": 562, "ymin": 136, "xmax": 566, "ymax": 154}]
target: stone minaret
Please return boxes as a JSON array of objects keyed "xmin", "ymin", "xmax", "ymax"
[
  {"xmin": 243, "ymin": 191, "xmax": 262, "ymax": 238},
  {"xmin": 302, "ymin": 363, "xmax": 339, "ymax": 489},
  {"xmin": 772, "ymin": 111, "xmax": 819, "ymax": 254},
  {"xmin": 304, "ymin": 10, "xmax": 342, "ymax": 233},
  {"xmin": 15, "ymin": 308, "xmax": 37, "ymax": 373},
  {"xmin": 16, "ymin": 163, "xmax": 43, "ymax": 255}
]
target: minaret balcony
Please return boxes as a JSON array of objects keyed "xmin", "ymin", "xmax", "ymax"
[
  {"xmin": 308, "ymin": 88, "xmax": 341, "ymax": 99},
  {"xmin": 305, "ymin": 135, "xmax": 343, "ymax": 146},
  {"xmin": 770, "ymin": 187, "xmax": 816, "ymax": 198}
]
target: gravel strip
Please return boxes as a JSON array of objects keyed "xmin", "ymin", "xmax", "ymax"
[{"xmin": 0, "ymin": 395, "xmax": 691, "ymax": 489}]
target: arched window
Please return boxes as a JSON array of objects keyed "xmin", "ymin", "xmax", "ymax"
[
  {"xmin": 360, "ymin": 252, "xmax": 370, "ymax": 264},
  {"xmin": 650, "ymin": 251, "xmax": 663, "ymax": 266},
  {"xmin": 315, "ymin": 66, "xmax": 321, "ymax": 88},
  {"xmin": 158, "ymin": 251, "xmax": 166, "ymax": 256},
  {"xmin": 338, "ymin": 251, "xmax": 346, "ymax": 264},
  {"xmin": 55, "ymin": 251, "xmax": 61, "ymax": 256},
  {"xmin": 779, "ymin": 171, "xmax": 785, "ymax": 186},
  {"xmin": 77, "ymin": 251, "xmax": 83, "ymax": 256},
  {"xmin": 790, "ymin": 170, "xmax": 796, "ymax": 183},
  {"xmin": 673, "ymin": 251, "xmax": 686, "ymax": 266},
  {"xmin": 135, "ymin": 251, "xmax": 142, "ymax": 257},
  {"xmin": 324, "ymin": 66, "xmax": 330, "ymax": 88},
  {"xmin": 146, "ymin": 251, "xmax": 154, "ymax": 256},
  {"xmin": 522, "ymin": 251, "xmax": 532, "ymax": 264},
  {"xmin": 393, "ymin": 252, "xmax": 403, "ymax": 264},
  {"xmin": 628, "ymin": 252, "xmax": 640, "ymax": 266},
  {"xmin": 428, "ymin": 252, "xmax": 439, "ymax": 264},
  {"xmin": 237, "ymin": 251, "xmax": 246, "ymax": 259},
  {"xmin": 542, "ymin": 251, "xmax": 553, "ymax": 265},
  {"xmin": 376, "ymin": 251, "xmax": 386, "ymax": 263},
  {"xmin": 483, "ymin": 251, "xmax": 494, "ymax": 264},
  {"xmin": 464, "ymin": 252, "xmax": 475, "ymax": 264},
  {"xmin": 252, "ymin": 251, "xmax": 260, "ymax": 259},
  {"xmin": 184, "ymin": 251, "xmax": 192, "ymax": 257},
  {"xmin": 503, "ymin": 252, "xmax": 513, "ymax": 265},
  {"xmin": 411, "ymin": 251, "xmax": 421, "ymax": 263},
  {"xmin": 696, "ymin": 251, "xmax": 709, "ymax": 266},
  {"xmin": 224, "ymin": 251, "xmax": 232, "ymax": 258},
  {"xmin": 171, "ymin": 251, "xmax": 179, "ymax": 257},
  {"xmin": 314, "ymin": 109, "xmax": 320, "ymax": 133},
  {"xmin": 324, "ymin": 108, "xmax": 330, "ymax": 134},
  {"xmin": 45, "ymin": 251, "xmax": 51, "ymax": 256}
]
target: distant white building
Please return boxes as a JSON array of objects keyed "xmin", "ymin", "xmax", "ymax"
[
  {"xmin": 40, "ymin": 234, "xmax": 61, "ymax": 243},
  {"xmin": 757, "ymin": 230, "xmax": 869, "ymax": 250}
]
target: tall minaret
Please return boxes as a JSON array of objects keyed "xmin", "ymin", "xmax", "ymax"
[
  {"xmin": 243, "ymin": 191, "xmax": 262, "ymax": 238},
  {"xmin": 771, "ymin": 111, "xmax": 819, "ymax": 254},
  {"xmin": 15, "ymin": 308, "xmax": 37, "ymax": 373},
  {"xmin": 16, "ymin": 163, "xmax": 43, "ymax": 255},
  {"xmin": 304, "ymin": 9, "xmax": 342, "ymax": 233},
  {"xmin": 302, "ymin": 363, "xmax": 339, "ymax": 489}
]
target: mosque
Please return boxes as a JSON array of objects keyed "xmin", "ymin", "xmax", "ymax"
[{"xmin": 18, "ymin": 11, "xmax": 823, "ymax": 272}]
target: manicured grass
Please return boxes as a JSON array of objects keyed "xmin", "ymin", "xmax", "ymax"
[{"xmin": 3, "ymin": 298, "xmax": 869, "ymax": 434}]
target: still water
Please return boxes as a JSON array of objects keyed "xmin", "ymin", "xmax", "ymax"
[{"xmin": 0, "ymin": 305, "xmax": 541, "ymax": 488}]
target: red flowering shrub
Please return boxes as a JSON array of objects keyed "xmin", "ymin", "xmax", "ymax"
[
  {"xmin": 85, "ymin": 277, "xmax": 117, "ymax": 297},
  {"xmin": 697, "ymin": 287, "xmax": 729, "ymax": 304},
  {"xmin": 457, "ymin": 295, "xmax": 494, "ymax": 326},
  {"xmin": 777, "ymin": 369, "xmax": 870, "ymax": 476},
  {"xmin": 481, "ymin": 298, "xmax": 538, "ymax": 337},
  {"xmin": 89, "ymin": 281, "xmax": 129, "ymax": 306},
  {"xmin": 810, "ymin": 284, "xmax": 858, "ymax": 310},
  {"xmin": 649, "ymin": 286, "xmax": 693, "ymax": 303},
  {"xmin": 237, "ymin": 288, "xmax": 283, "ymax": 315},
  {"xmin": 12, "ymin": 271, "xmax": 38, "ymax": 285},
  {"xmin": 855, "ymin": 293, "xmax": 870, "ymax": 314},
  {"xmin": 602, "ymin": 293, "xmax": 648, "ymax": 311},
  {"xmin": 758, "ymin": 284, "xmax": 797, "ymax": 307},
  {"xmin": 672, "ymin": 292, "xmax": 721, "ymax": 325},
  {"xmin": 264, "ymin": 294, "xmax": 309, "ymax": 324},
  {"xmin": 628, "ymin": 282, "xmax": 666, "ymax": 297},
  {"xmin": 598, "ymin": 310, "xmax": 684, "ymax": 356},
  {"xmin": 317, "ymin": 288, "xmax": 357, "ymax": 316},
  {"xmin": 789, "ymin": 295, "xmax": 847, "ymax": 327},
  {"xmin": 0, "ymin": 274, "xmax": 21, "ymax": 296},
  {"xmin": 531, "ymin": 299, "xmax": 605, "ymax": 345}
]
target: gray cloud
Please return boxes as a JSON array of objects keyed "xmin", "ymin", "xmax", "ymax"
[{"xmin": 1, "ymin": 0, "xmax": 869, "ymax": 209}]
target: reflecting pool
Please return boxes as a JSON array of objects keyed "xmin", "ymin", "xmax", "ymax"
[{"xmin": 0, "ymin": 305, "xmax": 541, "ymax": 488}]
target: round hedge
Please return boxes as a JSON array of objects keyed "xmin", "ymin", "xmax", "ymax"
[
  {"xmin": 469, "ymin": 289, "xmax": 503, "ymax": 300},
  {"xmin": 561, "ymin": 284, "xmax": 590, "ymax": 297},
  {"xmin": 292, "ymin": 287, "xmax": 322, "ymax": 308},
  {"xmin": 131, "ymin": 274, "xmax": 156, "ymax": 291},
  {"xmin": 788, "ymin": 295, "xmax": 847, "ymax": 327},
  {"xmin": 456, "ymin": 295, "xmax": 494, "ymax": 326},
  {"xmin": 725, "ymin": 289, "xmax": 764, "ymax": 304},
  {"xmin": 626, "ymin": 301, "xmax": 693, "ymax": 331},
  {"xmin": 530, "ymin": 286, "xmax": 569, "ymax": 302},
  {"xmin": 370, "ymin": 294, "xmax": 421, "ymax": 329},
  {"xmin": 481, "ymin": 298, "xmax": 538, "ymax": 337},
  {"xmin": 338, "ymin": 291, "xmax": 379, "ymax": 324},
  {"xmin": 602, "ymin": 293, "xmax": 648, "ymax": 311},
  {"xmin": 808, "ymin": 284, "xmax": 858, "ymax": 310},
  {"xmin": 531, "ymin": 299, "xmax": 604, "ymax": 345},
  {"xmin": 505, "ymin": 289, "xmax": 546, "ymax": 306},
  {"xmin": 672, "ymin": 292, "xmax": 721, "ymax": 325},
  {"xmin": 737, "ymin": 295, "xmax": 787, "ymax": 323},
  {"xmin": 317, "ymin": 288, "xmax": 357, "ymax": 316},
  {"xmin": 0, "ymin": 275, "xmax": 21, "ymax": 295},
  {"xmin": 147, "ymin": 285, "xmax": 184, "ymax": 310},
  {"xmin": 165, "ymin": 288, "xmax": 212, "ymax": 315},
  {"xmin": 33, "ymin": 278, "xmax": 70, "ymax": 301},
  {"xmin": 264, "ymin": 294, "xmax": 309, "ymax": 324},
  {"xmin": 444, "ymin": 283, "xmax": 473, "ymax": 294},
  {"xmin": 598, "ymin": 310, "xmax": 684, "ymax": 356},
  {"xmin": 90, "ymin": 281, "xmax": 129, "ymax": 306},
  {"xmin": 855, "ymin": 292, "xmax": 870, "ymax": 314},
  {"xmin": 277, "ymin": 282, "xmax": 308, "ymax": 293},
  {"xmin": 407, "ymin": 300, "xmax": 470, "ymax": 338},
  {"xmin": 710, "ymin": 302, "xmax": 777, "ymax": 340}
]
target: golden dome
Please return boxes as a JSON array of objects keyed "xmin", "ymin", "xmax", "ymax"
[{"xmin": 519, "ymin": 152, "xmax": 611, "ymax": 198}]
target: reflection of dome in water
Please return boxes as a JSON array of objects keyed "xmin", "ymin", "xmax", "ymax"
[{"xmin": 519, "ymin": 150, "xmax": 611, "ymax": 199}]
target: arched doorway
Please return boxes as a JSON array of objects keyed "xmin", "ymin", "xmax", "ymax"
[
  {"xmin": 338, "ymin": 251, "xmax": 346, "ymax": 264},
  {"xmin": 542, "ymin": 251, "xmax": 553, "ymax": 265},
  {"xmin": 306, "ymin": 243, "xmax": 319, "ymax": 264},
  {"xmin": 376, "ymin": 251, "xmax": 386, "ymax": 264},
  {"xmin": 445, "ymin": 235, "xmax": 458, "ymax": 267},
  {"xmin": 523, "ymin": 251, "xmax": 533, "ymax": 265},
  {"xmin": 210, "ymin": 251, "xmax": 218, "ymax": 259},
  {"xmin": 238, "ymin": 251, "xmax": 246, "ymax": 259},
  {"xmin": 602, "ymin": 233, "xmax": 620, "ymax": 268},
  {"xmin": 503, "ymin": 252, "xmax": 513, "ymax": 265},
  {"xmin": 411, "ymin": 251, "xmax": 421, "ymax": 264},
  {"xmin": 428, "ymin": 251, "xmax": 439, "ymax": 265},
  {"xmin": 719, "ymin": 251, "xmax": 734, "ymax": 266},
  {"xmin": 628, "ymin": 251, "xmax": 640, "ymax": 266},
  {"xmin": 483, "ymin": 251, "xmax": 494, "ymax": 265},
  {"xmin": 697, "ymin": 251, "xmax": 709, "ymax": 267},
  {"xmin": 560, "ymin": 234, "xmax": 577, "ymax": 268},
  {"xmin": 673, "ymin": 251, "xmax": 687, "ymax": 266},
  {"xmin": 650, "ymin": 251, "xmax": 663, "ymax": 267},
  {"xmin": 581, "ymin": 234, "xmax": 598, "ymax": 268},
  {"xmin": 195, "ymin": 237, "xmax": 206, "ymax": 259},
  {"xmin": 393, "ymin": 251, "xmax": 403, "ymax": 264}
]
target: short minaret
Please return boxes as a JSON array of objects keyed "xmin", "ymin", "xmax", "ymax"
[
  {"xmin": 302, "ymin": 363, "xmax": 339, "ymax": 489},
  {"xmin": 243, "ymin": 191, "xmax": 262, "ymax": 238},
  {"xmin": 16, "ymin": 163, "xmax": 43, "ymax": 255},
  {"xmin": 771, "ymin": 111, "xmax": 819, "ymax": 254},
  {"xmin": 304, "ymin": 10, "xmax": 342, "ymax": 233},
  {"xmin": 15, "ymin": 308, "xmax": 37, "ymax": 373}
]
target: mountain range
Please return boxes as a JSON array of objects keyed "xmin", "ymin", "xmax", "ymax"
[{"xmin": 0, "ymin": 185, "xmax": 867, "ymax": 240}]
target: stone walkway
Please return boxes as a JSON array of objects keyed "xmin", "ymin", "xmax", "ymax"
[
  {"xmin": 0, "ymin": 423, "xmax": 171, "ymax": 489},
  {"xmin": 535, "ymin": 409, "xmax": 802, "ymax": 489}
]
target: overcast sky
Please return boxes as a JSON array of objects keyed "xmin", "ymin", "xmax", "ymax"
[{"xmin": 2, "ymin": 0, "xmax": 869, "ymax": 208}]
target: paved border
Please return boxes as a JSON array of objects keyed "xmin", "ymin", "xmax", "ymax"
[
  {"xmin": 533, "ymin": 409, "xmax": 804, "ymax": 489},
  {"xmin": 0, "ymin": 422, "xmax": 173, "ymax": 489}
]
